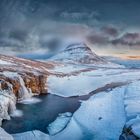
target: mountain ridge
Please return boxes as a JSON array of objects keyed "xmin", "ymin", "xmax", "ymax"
[{"xmin": 50, "ymin": 43, "xmax": 123, "ymax": 68}]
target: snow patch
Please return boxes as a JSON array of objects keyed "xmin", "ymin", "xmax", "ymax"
[
  {"xmin": 0, "ymin": 60, "xmax": 13, "ymax": 65},
  {"xmin": 0, "ymin": 127, "xmax": 14, "ymax": 140},
  {"xmin": 13, "ymin": 130, "xmax": 50, "ymax": 140},
  {"xmin": 48, "ymin": 69, "xmax": 140, "ymax": 97},
  {"xmin": 47, "ymin": 112, "xmax": 72, "ymax": 135}
]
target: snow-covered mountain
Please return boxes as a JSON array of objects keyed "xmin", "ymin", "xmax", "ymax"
[
  {"xmin": 51, "ymin": 43, "xmax": 105, "ymax": 64},
  {"xmin": 50, "ymin": 43, "xmax": 122, "ymax": 68}
]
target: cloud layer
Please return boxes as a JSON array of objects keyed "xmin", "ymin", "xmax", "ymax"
[{"xmin": 0, "ymin": 0, "xmax": 140, "ymax": 58}]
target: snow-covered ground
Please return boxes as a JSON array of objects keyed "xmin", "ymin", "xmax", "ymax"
[
  {"xmin": 0, "ymin": 60, "xmax": 13, "ymax": 65},
  {"xmin": 50, "ymin": 87, "xmax": 126, "ymax": 140},
  {"xmin": 49, "ymin": 64, "xmax": 85, "ymax": 74},
  {"xmin": 0, "ymin": 127, "xmax": 14, "ymax": 140},
  {"xmin": 48, "ymin": 68, "xmax": 140, "ymax": 97},
  {"xmin": 123, "ymin": 81, "xmax": 140, "ymax": 138},
  {"xmin": 13, "ymin": 130, "xmax": 50, "ymax": 140}
]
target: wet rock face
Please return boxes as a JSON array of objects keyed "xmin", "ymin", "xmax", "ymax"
[
  {"xmin": 22, "ymin": 73, "xmax": 48, "ymax": 94},
  {"xmin": 0, "ymin": 77, "xmax": 20, "ymax": 97},
  {"xmin": 0, "ymin": 73, "xmax": 48, "ymax": 99}
]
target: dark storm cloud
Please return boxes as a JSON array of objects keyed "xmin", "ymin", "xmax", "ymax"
[
  {"xmin": 101, "ymin": 26, "xmax": 119, "ymax": 37},
  {"xmin": 87, "ymin": 29, "xmax": 140, "ymax": 50},
  {"xmin": 87, "ymin": 33, "xmax": 109, "ymax": 44},
  {"xmin": 112, "ymin": 33, "xmax": 140, "ymax": 46},
  {"xmin": 86, "ymin": 25, "xmax": 121, "ymax": 45}
]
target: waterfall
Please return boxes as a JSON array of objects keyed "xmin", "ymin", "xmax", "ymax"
[
  {"xmin": 2, "ymin": 72, "xmax": 33, "ymax": 100},
  {"xmin": 18, "ymin": 75, "xmax": 33, "ymax": 100}
]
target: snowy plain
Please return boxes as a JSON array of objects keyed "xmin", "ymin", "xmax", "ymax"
[{"xmin": 48, "ymin": 66, "xmax": 140, "ymax": 97}]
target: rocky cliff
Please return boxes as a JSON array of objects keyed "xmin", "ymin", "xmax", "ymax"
[{"xmin": 0, "ymin": 54, "xmax": 55, "ymax": 124}]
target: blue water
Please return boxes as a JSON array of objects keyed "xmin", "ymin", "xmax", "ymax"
[{"xmin": 2, "ymin": 94, "xmax": 81, "ymax": 134}]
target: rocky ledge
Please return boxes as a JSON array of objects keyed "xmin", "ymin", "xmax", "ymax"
[{"xmin": 0, "ymin": 54, "xmax": 55, "ymax": 125}]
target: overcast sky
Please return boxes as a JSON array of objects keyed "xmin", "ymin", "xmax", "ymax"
[{"xmin": 0, "ymin": 0, "xmax": 140, "ymax": 59}]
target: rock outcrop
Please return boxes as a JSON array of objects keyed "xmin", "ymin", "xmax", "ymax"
[
  {"xmin": 0, "ymin": 72, "xmax": 48, "ymax": 100},
  {"xmin": 0, "ymin": 54, "xmax": 55, "ymax": 125},
  {"xmin": 0, "ymin": 54, "xmax": 55, "ymax": 98}
]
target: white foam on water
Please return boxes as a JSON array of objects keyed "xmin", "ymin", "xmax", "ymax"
[
  {"xmin": 18, "ymin": 97, "xmax": 42, "ymax": 104},
  {"xmin": 10, "ymin": 109, "xmax": 23, "ymax": 117}
]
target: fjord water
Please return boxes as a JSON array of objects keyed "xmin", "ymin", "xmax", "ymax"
[{"xmin": 2, "ymin": 94, "xmax": 81, "ymax": 134}]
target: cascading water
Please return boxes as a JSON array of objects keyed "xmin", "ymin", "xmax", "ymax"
[
  {"xmin": 2, "ymin": 72, "xmax": 33, "ymax": 100},
  {"xmin": 18, "ymin": 75, "xmax": 33, "ymax": 100}
]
